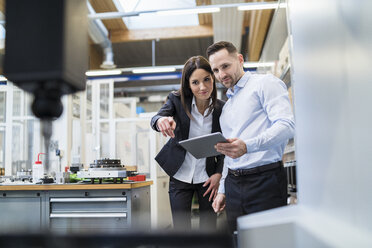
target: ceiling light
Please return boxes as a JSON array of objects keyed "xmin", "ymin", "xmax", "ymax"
[
  {"xmin": 85, "ymin": 69, "xmax": 122, "ymax": 76},
  {"xmin": 238, "ymin": 2, "xmax": 286, "ymax": 11},
  {"xmin": 155, "ymin": 7, "xmax": 220, "ymax": 16},
  {"xmin": 243, "ymin": 62, "xmax": 275, "ymax": 68},
  {"xmin": 132, "ymin": 67, "xmax": 176, "ymax": 74},
  {"xmin": 138, "ymin": 74, "xmax": 181, "ymax": 81}
]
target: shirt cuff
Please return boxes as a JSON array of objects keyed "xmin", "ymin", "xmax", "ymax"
[
  {"xmin": 245, "ymin": 138, "xmax": 258, "ymax": 153},
  {"xmin": 152, "ymin": 116, "xmax": 162, "ymax": 132},
  {"xmin": 218, "ymin": 178, "xmax": 225, "ymax": 194}
]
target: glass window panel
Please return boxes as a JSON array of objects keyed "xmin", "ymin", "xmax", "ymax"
[
  {"xmin": 72, "ymin": 94, "xmax": 80, "ymax": 119},
  {"xmin": 12, "ymin": 120, "xmax": 35, "ymax": 175},
  {"xmin": 86, "ymin": 84, "xmax": 92, "ymax": 120},
  {"xmin": 156, "ymin": 133, "xmax": 168, "ymax": 176},
  {"xmin": 24, "ymin": 92, "xmax": 33, "ymax": 116},
  {"xmin": 116, "ymin": 122, "xmax": 135, "ymax": 166},
  {"xmin": 12, "ymin": 90, "xmax": 21, "ymax": 116},
  {"xmin": 114, "ymin": 100, "xmax": 135, "ymax": 118},
  {"xmin": 100, "ymin": 84, "xmax": 110, "ymax": 119},
  {"xmin": 136, "ymin": 131, "xmax": 150, "ymax": 174},
  {"xmin": 135, "ymin": 120, "xmax": 151, "ymax": 174},
  {"xmin": 85, "ymin": 122, "xmax": 95, "ymax": 165},
  {"xmin": 100, "ymin": 122, "xmax": 110, "ymax": 158},
  {"xmin": 116, "ymin": 120, "xmax": 150, "ymax": 169},
  {"xmin": 71, "ymin": 119, "xmax": 81, "ymax": 163},
  {"xmin": 0, "ymin": 92, "xmax": 6, "ymax": 122},
  {"xmin": 0, "ymin": 127, "xmax": 5, "ymax": 170},
  {"xmin": 118, "ymin": 0, "xmax": 198, "ymax": 30}
]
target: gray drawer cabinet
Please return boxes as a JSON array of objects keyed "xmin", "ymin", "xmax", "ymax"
[
  {"xmin": 0, "ymin": 191, "xmax": 45, "ymax": 231},
  {"xmin": 0, "ymin": 183, "xmax": 151, "ymax": 233},
  {"xmin": 48, "ymin": 188, "xmax": 150, "ymax": 232}
]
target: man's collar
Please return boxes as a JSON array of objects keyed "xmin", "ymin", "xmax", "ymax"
[{"xmin": 226, "ymin": 71, "xmax": 251, "ymax": 98}]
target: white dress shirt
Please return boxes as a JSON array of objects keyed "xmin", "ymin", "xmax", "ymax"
[
  {"xmin": 218, "ymin": 71, "xmax": 295, "ymax": 193},
  {"xmin": 173, "ymin": 97, "xmax": 213, "ymax": 184}
]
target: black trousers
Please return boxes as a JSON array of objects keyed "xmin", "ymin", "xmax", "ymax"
[
  {"xmin": 169, "ymin": 177, "xmax": 217, "ymax": 231},
  {"xmin": 225, "ymin": 164, "xmax": 288, "ymax": 233}
]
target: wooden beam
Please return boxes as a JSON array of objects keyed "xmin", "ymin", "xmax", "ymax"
[
  {"xmin": 0, "ymin": 0, "xmax": 4, "ymax": 13},
  {"xmin": 248, "ymin": 7, "xmax": 273, "ymax": 61},
  {"xmin": 197, "ymin": 0, "xmax": 212, "ymax": 25},
  {"xmin": 110, "ymin": 25, "xmax": 213, "ymax": 43},
  {"xmin": 89, "ymin": 0, "xmax": 127, "ymax": 32}
]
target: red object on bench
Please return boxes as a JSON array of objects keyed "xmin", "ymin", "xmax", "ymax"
[{"xmin": 128, "ymin": 175, "xmax": 146, "ymax": 181}]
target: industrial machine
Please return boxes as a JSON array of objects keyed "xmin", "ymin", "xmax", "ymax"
[
  {"xmin": 3, "ymin": 0, "xmax": 88, "ymax": 182},
  {"xmin": 77, "ymin": 159, "xmax": 129, "ymax": 184}
]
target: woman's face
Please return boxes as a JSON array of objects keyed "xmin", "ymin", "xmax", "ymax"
[{"xmin": 188, "ymin": 68, "xmax": 214, "ymax": 102}]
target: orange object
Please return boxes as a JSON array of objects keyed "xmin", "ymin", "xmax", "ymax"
[{"xmin": 128, "ymin": 175, "xmax": 146, "ymax": 181}]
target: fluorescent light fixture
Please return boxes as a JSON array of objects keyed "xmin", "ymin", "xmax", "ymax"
[
  {"xmin": 85, "ymin": 69, "xmax": 122, "ymax": 76},
  {"xmin": 132, "ymin": 67, "xmax": 176, "ymax": 74},
  {"xmin": 139, "ymin": 74, "xmax": 180, "ymax": 81},
  {"xmin": 243, "ymin": 62, "xmax": 275, "ymax": 68},
  {"xmin": 0, "ymin": 75, "xmax": 7, "ymax": 81},
  {"xmin": 238, "ymin": 2, "xmax": 286, "ymax": 11},
  {"xmin": 155, "ymin": 7, "xmax": 220, "ymax": 16}
]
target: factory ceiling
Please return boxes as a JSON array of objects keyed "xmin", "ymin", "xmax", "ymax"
[
  {"xmin": 88, "ymin": 0, "xmax": 275, "ymax": 70},
  {"xmin": 0, "ymin": 0, "xmax": 276, "ymax": 73}
]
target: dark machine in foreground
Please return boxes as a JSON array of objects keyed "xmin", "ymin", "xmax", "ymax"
[{"xmin": 3, "ymin": 0, "xmax": 88, "ymax": 179}]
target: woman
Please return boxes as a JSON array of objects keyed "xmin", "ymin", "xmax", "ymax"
[{"xmin": 150, "ymin": 56, "xmax": 225, "ymax": 231}]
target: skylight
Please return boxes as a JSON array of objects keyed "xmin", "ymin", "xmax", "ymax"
[{"xmin": 114, "ymin": 0, "xmax": 199, "ymax": 30}]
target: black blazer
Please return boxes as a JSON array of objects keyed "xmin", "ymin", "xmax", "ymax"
[{"xmin": 150, "ymin": 92, "xmax": 225, "ymax": 177}]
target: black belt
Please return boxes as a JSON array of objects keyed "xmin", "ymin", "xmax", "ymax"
[{"xmin": 228, "ymin": 161, "xmax": 282, "ymax": 177}]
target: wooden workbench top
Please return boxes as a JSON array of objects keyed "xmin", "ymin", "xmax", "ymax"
[{"xmin": 0, "ymin": 180, "xmax": 153, "ymax": 191}]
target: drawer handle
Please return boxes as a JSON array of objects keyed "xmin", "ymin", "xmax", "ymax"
[
  {"xmin": 50, "ymin": 197, "xmax": 127, "ymax": 203},
  {"xmin": 50, "ymin": 213, "xmax": 127, "ymax": 218}
]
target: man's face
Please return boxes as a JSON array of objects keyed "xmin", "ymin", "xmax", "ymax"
[{"xmin": 209, "ymin": 49, "xmax": 244, "ymax": 89}]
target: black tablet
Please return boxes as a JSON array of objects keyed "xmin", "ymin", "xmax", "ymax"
[{"xmin": 179, "ymin": 132, "xmax": 228, "ymax": 159}]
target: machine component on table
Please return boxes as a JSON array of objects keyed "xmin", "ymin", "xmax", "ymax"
[
  {"xmin": 40, "ymin": 177, "xmax": 55, "ymax": 184},
  {"xmin": 77, "ymin": 159, "xmax": 128, "ymax": 184},
  {"xmin": 0, "ymin": 175, "xmax": 34, "ymax": 185},
  {"xmin": 16, "ymin": 169, "xmax": 32, "ymax": 180},
  {"xmin": 0, "ymin": 169, "xmax": 33, "ymax": 185},
  {"xmin": 69, "ymin": 163, "xmax": 83, "ymax": 173}
]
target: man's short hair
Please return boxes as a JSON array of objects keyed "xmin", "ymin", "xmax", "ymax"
[{"xmin": 206, "ymin": 41, "xmax": 238, "ymax": 59}]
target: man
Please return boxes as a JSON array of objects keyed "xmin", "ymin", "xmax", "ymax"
[{"xmin": 207, "ymin": 41, "xmax": 295, "ymax": 233}]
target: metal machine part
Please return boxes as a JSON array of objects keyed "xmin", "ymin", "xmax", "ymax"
[
  {"xmin": 16, "ymin": 169, "xmax": 32, "ymax": 178},
  {"xmin": 41, "ymin": 120, "xmax": 53, "ymax": 182},
  {"xmin": 70, "ymin": 163, "xmax": 83, "ymax": 173},
  {"xmin": 0, "ymin": 175, "xmax": 33, "ymax": 185},
  {"xmin": 77, "ymin": 159, "xmax": 128, "ymax": 184}
]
